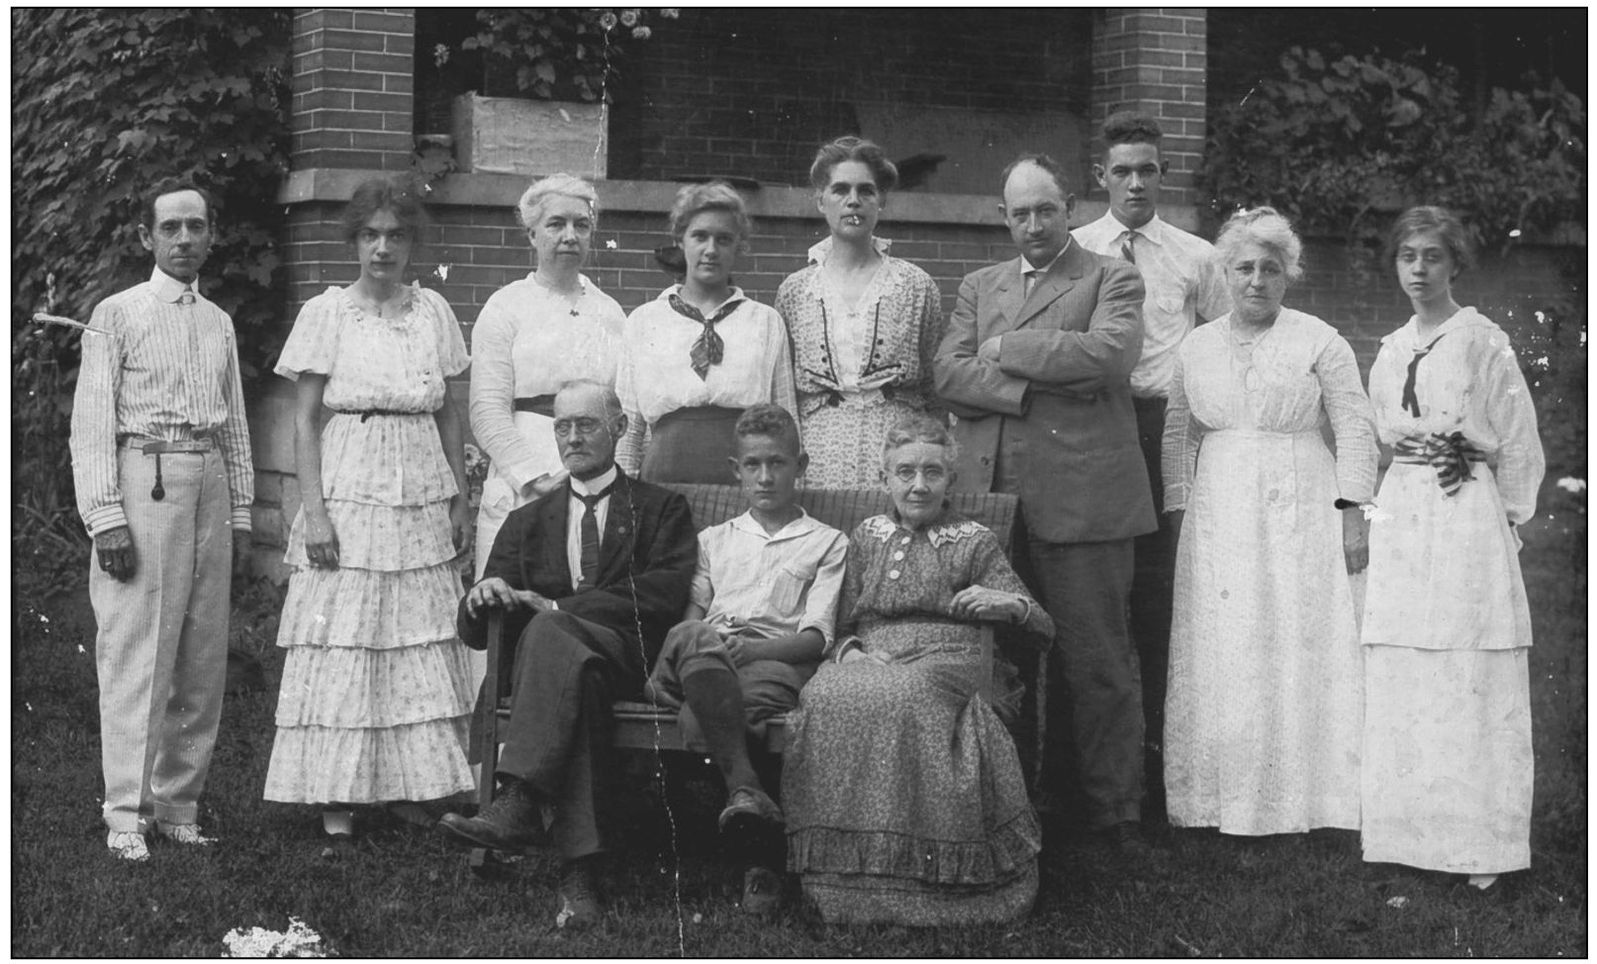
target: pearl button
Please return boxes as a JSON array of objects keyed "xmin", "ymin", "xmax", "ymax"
[
  {"xmin": 901, "ymin": 536, "xmax": 911, "ymax": 545},
  {"xmin": 892, "ymin": 551, "xmax": 905, "ymax": 561},
  {"xmin": 888, "ymin": 569, "xmax": 901, "ymax": 580}
]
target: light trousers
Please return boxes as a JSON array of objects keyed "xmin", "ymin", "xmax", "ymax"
[{"xmin": 90, "ymin": 445, "xmax": 232, "ymax": 832}]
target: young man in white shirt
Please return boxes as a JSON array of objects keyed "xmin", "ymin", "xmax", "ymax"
[{"xmin": 1071, "ymin": 113, "xmax": 1231, "ymax": 825}]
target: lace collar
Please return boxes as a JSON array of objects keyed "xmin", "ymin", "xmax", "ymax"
[{"xmin": 860, "ymin": 509, "xmax": 985, "ymax": 547}]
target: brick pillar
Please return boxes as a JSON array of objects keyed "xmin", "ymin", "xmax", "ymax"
[
  {"xmin": 290, "ymin": 8, "xmax": 415, "ymax": 172},
  {"xmin": 1090, "ymin": 9, "xmax": 1208, "ymax": 205},
  {"xmin": 258, "ymin": 10, "xmax": 419, "ymax": 574}
]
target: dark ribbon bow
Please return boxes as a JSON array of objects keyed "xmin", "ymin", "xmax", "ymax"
[
  {"xmin": 1395, "ymin": 431, "xmax": 1484, "ymax": 497},
  {"xmin": 669, "ymin": 293, "xmax": 742, "ymax": 380}
]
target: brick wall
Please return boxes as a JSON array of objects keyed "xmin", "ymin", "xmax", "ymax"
[
  {"xmin": 611, "ymin": 8, "xmax": 1095, "ymax": 192},
  {"xmin": 290, "ymin": 8, "xmax": 415, "ymax": 172},
  {"xmin": 1089, "ymin": 8, "xmax": 1207, "ymax": 205}
]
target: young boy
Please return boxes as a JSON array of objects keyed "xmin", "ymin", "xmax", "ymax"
[{"xmin": 646, "ymin": 402, "xmax": 847, "ymax": 914}]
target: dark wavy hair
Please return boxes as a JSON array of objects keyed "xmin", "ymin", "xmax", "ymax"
[
  {"xmin": 1102, "ymin": 111, "xmax": 1164, "ymax": 150},
  {"xmin": 734, "ymin": 402, "xmax": 801, "ymax": 454},
  {"xmin": 340, "ymin": 176, "xmax": 430, "ymax": 245},
  {"xmin": 809, "ymin": 136, "xmax": 899, "ymax": 193},
  {"xmin": 1386, "ymin": 205, "xmax": 1475, "ymax": 275},
  {"xmin": 141, "ymin": 176, "xmax": 217, "ymax": 229}
]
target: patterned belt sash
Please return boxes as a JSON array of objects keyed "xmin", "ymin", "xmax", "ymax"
[{"xmin": 1393, "ymin": 431, "xmax": 1486, "ymax": 496}]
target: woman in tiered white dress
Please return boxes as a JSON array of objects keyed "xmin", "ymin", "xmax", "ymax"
[
  {"xmin": 1161, "ymin": 207, "xmax": 1377, "ymax": 835},
  {"xmin": 265, "ymin": 177, "xmax": 475, "ymax": 842},
  {"xmin": 1360, "ymin": 206, "xmax": 1543, "ymax": 890}
]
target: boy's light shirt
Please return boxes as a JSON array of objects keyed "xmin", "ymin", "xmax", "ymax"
[{"xmin": 690, "ymin": 508, "xmax": 848, "ymax": 645}]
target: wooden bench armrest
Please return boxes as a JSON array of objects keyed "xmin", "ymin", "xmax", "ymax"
[{"xmin": 480, "ymin": 610, "xmax": 504, "ymax": 810}]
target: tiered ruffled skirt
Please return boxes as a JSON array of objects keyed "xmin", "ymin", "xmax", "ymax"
[{"xmin": 264, "ymin": 413, "xmax": 476, "ymax": 804}]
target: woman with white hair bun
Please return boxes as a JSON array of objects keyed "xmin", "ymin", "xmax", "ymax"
[
  {"xmin": 469, "ymin": 173, "xmax": 627, "ymax": 579},
  {"xmin": 1160, "ymin": 206, "xmax": 1378, "ymax": 837}
]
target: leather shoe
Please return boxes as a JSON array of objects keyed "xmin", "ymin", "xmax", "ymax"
[
  {"xmin": 740, "ymin": 866, "xmax": 783, "ymax": 917},
  {"xmin": 1104, "ymin": 820, "xmax": 1152, "ymax": 857},
  {"xmin": 718, "ymin": 785, "xmax": 784, "ymax": 834},
  {"xmin": 107, "ymin": 830, "xmax": 150, "ymax": 862},
  {"xmin": 155, "ymin": 821, "xmax": 215, "ymax": 846},
  {"xmin": 437, "ymin": 778, "xmax": 544, "ymax": 852},
  {"xmin": 555, "ymin": 857, "xmax": 604, "ymax": 930}
]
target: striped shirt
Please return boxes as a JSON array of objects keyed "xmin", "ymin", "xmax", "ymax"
[{"xmin": 70, "ymin": 267, "xmax": 254, "ymax": 536}]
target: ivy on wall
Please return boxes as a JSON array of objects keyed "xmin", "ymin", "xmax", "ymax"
[
  {"xmin": 12, "ymin": 9, "xmax": 292, "ymax": 588},
  {"xmin": 1202, "ymin": 46, "xmax": 1586, "ymax": 252}
]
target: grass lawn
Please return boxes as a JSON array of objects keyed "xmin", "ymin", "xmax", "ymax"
[{"xmin": 11, "ymin": 509, "xmax": 1586, "ymax": 957}]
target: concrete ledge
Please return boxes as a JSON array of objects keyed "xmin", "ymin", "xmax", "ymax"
[{"xmin": 278, "ymin": 167, "xmax": 1191, "ymax": 231}]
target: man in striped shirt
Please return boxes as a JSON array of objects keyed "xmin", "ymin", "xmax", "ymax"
[{"xmin": 69, "ymin": 178, "xmax": 255, "ymax": 862}]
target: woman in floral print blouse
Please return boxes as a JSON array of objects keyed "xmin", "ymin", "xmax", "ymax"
[{"xmin": 777, "ymin": 136, "xmax": 946, "ymax": 488}]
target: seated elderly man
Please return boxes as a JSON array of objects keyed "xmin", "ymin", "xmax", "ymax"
[{"xmin": 438, "ymin": 379, "xmax": 697, "ymax": 929}]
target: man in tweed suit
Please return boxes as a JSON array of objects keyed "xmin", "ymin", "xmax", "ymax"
[{"xmin": 934, "ymin": 154, "xmax": 1156, "ymax": 852}]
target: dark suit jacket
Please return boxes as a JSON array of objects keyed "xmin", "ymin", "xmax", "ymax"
[
  {"xmin": 933, "ymin": 240, "xmax": 1157, "ymax": 544},
  {"xmin": 457, "ymin": 470, "xmax": 698, "ymax": 657}
]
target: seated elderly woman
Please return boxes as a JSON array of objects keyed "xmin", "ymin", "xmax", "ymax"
[{"xmin": 781, "ymin": 414, "xmax": 1053, "ymax": 926}]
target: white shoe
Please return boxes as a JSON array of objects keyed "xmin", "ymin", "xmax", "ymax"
[
  {"xmin": 156, "ymin": 822, "xmax": 215, "ymax": 846},
  {"xmin": 108, "ymin": 830, "xmax": 150, "ymax": 862},
  {"xmin": 1468, "ymin": 873, "xmax": 1499, "ymax": 891}
]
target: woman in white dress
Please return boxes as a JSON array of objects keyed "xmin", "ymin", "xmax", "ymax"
[
  {"xmin": 1360, "ymin": 206, "xmax": 1543, "ymax": 890},
  {"xmin": 615, "ymin": 181, "xmax": 797, "ymax": 482},
  {"xmin": 469, "ymin": 174, "xmax": 627, "ymax": 580},
  {"xmin": 265, "ymin": 177, "xmax": 475, "ymax": 842},
  {"xmin": 1161, "ymin": 207, "xmax": 1377, "ymax": 836}
]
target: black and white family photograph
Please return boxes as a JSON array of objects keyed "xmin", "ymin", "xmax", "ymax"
[{"xmin": 11, "ymin": 6, "xmax": 1586, "ymax": 957}]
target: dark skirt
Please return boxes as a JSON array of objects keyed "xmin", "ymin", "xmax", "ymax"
[{"xmin": 640, "ymin": 405, "xmax": 742, "ymax": 484}]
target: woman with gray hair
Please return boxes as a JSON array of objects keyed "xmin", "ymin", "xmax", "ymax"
[
  {"xmin": 1160, "ymin": 206, "xmax": 1377, "ymax": 837},
  {"xmin": 782, "ymin": 414, "xmax": 1051, "ymax": 925},
  {"xmin": 469, "ymin": 173, "xmax": 627, "ymax": 579}
]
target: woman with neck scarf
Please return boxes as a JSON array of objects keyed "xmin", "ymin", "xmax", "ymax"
[
  {"xmin": 1359, "ymin": 206, "xmax": 1544, "ymax": 892},
  {"xmin": 777, "ymin": 136, "xmax": 946, "ymax": 488},
  {"xmin": 614, "ymin": 181, "xmax": 797, "ymax": 482}
]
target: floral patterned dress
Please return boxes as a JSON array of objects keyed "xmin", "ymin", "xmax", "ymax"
[
  {"xmin": 1360, "ymin": 307, "xmax": 1543, "ymax": 874},
  {"xmin": 777, "ymin": 238, "xmax": 946, "ymax": 487},
  {"xmin": 264, "ymin": 285, "xmax": 476, "ymax": 804},
  {"xmin": 1161, "ymin": 308, "xmax": 1377, "ymax": 834},
  {"xmin": 783, "ymin": 511, "xmax": 1052, "ymax": 926}
]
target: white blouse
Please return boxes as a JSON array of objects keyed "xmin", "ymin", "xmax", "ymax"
[
  {"xmin": 467, "ymin": 272, "xmax": 626, "ymax": 493},
  {"xmin": 615, "ymin": 286, "xmax": 798, "ymax": 473},
  {"xmin": 1367, "ymin": 307, "xmax": 1544, "ymax": 524}
]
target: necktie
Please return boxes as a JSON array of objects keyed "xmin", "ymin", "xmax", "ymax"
[
  {"xmin": 669, "ymin": 293, "xmax": 742, "ymax": 380},
  {"xmin": 179, "ymin": 285, "xmax": 196, "ymax": 306},
  {"xmin": 1401, "ymin": 331, "xmax": 1450, "ymax": 418},
  {"xmin": 1120, "ymin": 231, "xmax": 1138, "ymax": 265},
  {"xmin": 573, "ymin": 482, "xmax": 613, "ymax": 591},
  {"xmin": 1022, "ymin": 268, "xmax": 1038, "ymax": 298}
]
